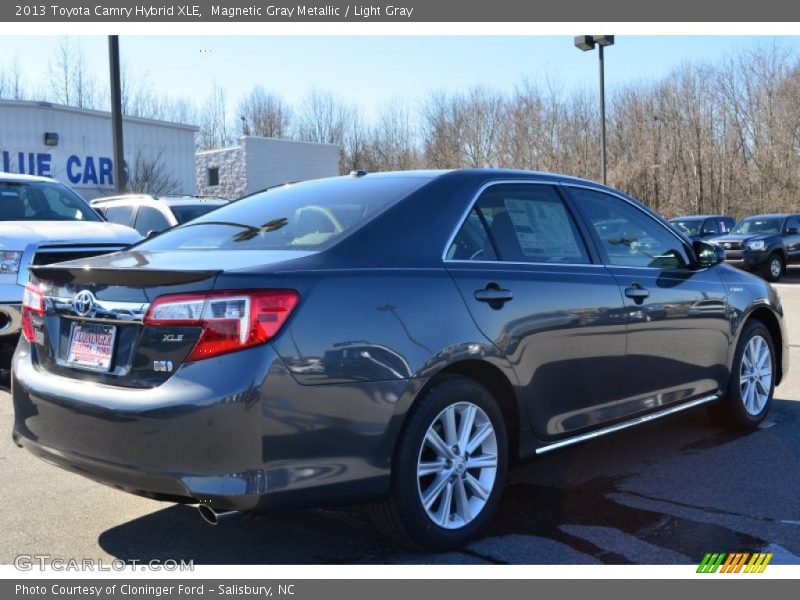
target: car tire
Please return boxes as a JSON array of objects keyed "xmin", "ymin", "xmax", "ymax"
[
  {"xmin": 707, "ymin": 320, "xmax": 775, "ymax": 430},
  {"xmin": 761, "ymin": 252, "xmax": 784, "ymax": 282},
  {"xmin": 368, "ymin": 376, "xmax": 508, "ymax": 550}
]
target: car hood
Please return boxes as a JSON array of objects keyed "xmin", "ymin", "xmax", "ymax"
[
  {"xmin": 0, "ymin": 220, "xmax": 141, "ymax": 248},
  {"xmin": 709, "ymin": 233, "xmax": 772, "ymax": 244}
]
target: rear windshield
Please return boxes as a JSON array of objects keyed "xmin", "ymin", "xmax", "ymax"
[
  {"xmin": 0, "ymin": 181, "xmax": 100, "ymax": 222},
  {"xmin": 138, "ymin": 176, "xmax": 430, "ymax": 251},
  {"xmin": 170, "ymin": 204, "xmax": 226, "ymax": 224}
]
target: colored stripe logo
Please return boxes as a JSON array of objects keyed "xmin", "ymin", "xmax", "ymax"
[{"xmin": 697, "ymin": 552, "xmax": 773, "ymax": 573}]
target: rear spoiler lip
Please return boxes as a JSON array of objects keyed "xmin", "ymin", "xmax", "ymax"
[{"xmin": 28, "ymin": 266, "xmax": 221, "ymax": 287}]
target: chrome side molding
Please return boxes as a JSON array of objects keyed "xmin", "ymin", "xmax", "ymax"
[{"xmin": 535, "ymin": 394, "xmax": 719, "ymax": 455}]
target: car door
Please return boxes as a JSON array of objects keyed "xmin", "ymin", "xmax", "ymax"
[
  {"xmin": 445, "ymin": 182, "xmax": 629, "ymax": 441},
  {"xmin": 783, "ymin": 216, "xmax": 800, "ymax": 263},
  {"xmin": 565, "ymin": 186, "xmax": 730, "ymax": 418}
]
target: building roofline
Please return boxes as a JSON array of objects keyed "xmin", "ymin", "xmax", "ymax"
[{"xmin": 0, "ymin": 99, "xmax": 199, "ymax": 132}]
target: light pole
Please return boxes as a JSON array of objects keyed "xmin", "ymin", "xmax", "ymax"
[
  {"xmin": 108, "ymin": 36, "xmax": 125, "ymax": 193},
  {"xmin": 574, "ymin": 35, "xmax": 614, "ymax": 185}
]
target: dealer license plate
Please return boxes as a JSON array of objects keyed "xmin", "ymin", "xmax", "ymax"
[{"xmin": 66, "ymin": 323, "xmax": 117, "ymax": 372}]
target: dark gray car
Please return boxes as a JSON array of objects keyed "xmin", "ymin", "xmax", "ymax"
[{"xmin": 11, "ymin": 170, "xmax": 789, "ymax": 550}]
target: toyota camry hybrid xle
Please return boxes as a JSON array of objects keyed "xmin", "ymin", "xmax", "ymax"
[{"xmin": 11, "ymin": 170, "xmax": 788, "ymax": 550}]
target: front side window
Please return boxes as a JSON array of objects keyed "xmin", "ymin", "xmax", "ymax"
[
  {"xmin": 702, "ymin": 219, "xmax": 719, "ymax": 234},
  {"xmin": 448, "ymin": 184, "xmax": 589, "ymax": 264},
  {"xmin": 570, "ymin": 188, "xmax": 689, "ymax": 269},
  {"xmin": 0, "ymin": 181, "xmax": 100, "ymax": 222},
  {"xmin": 785, "ymin": 217, "xmax": 800, "ymax": 233}
]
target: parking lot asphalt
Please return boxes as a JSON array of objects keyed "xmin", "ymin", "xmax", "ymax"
[{"xmin": 2, "ymin": 270, "xmax": 800, "ymax": 565}]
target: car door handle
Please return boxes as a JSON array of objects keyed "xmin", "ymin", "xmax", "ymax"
[
  {"xmin": 474, "ymin": 287, "xmax": 513, "ymax": 304},
  {"xmin": 624, "ymin": 285, "xmax": 650, "ymax": 303}
]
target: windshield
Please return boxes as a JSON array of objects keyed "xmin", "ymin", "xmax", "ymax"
[
  {"xmin": 138, "ymin": 176, "xmax": 431, "ymax": 252},
  {"xmin": 171, "ymin": 204, "xmax": 225, "ymax": 224},
  {"xmin": 670, "ymin": 220, "xmax": 701, "ymax": 236},
  {"xmin": 0, "ymin": 181, "xmax": 101, "ymax": 222},
  {"xmin": 731, "ymin": 217, "xmax": 783, "ymax": 235}
]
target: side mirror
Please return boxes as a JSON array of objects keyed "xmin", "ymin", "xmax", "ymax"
[
  {"xmin": 694, "ymin": 240, "xmax": 725, "ymax": 269},
  {"xmin": 787, "ymin": 227, "xmax": 798, "ymax": 235}
]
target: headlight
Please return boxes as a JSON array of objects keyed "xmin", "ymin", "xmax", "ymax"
[
  {"xmin": 747, "ymin": 240, "xmax": 766, "ymax": 251},
  {"xmin": 0, "ymin": 251, "xmax": 23, "ymax": 274}
]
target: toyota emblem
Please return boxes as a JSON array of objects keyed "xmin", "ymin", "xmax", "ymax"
[{"xmin": 71, "ymin": 290, "xmax": 96, "ymax": 317}]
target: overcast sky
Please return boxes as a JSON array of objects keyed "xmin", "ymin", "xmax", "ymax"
[{"xmin": 1, "ymin": 35, "xmax": 798, "ymax": 116}]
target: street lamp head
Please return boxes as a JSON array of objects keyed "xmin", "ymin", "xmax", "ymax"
[
  {"xmin": 594, "ymin": 35, "xmax": 615, "ymax": 47},
  {"xmin": 574, "ymin": 35, "xmax": 595, "ymax": 51}
]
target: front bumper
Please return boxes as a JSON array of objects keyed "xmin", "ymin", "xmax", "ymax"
[
  {"xmin": 723, "ymin": 249, "xmax": 770, "ymax": 270},
  {"xmin": 12, "ymin": 340, "xmax": 416, "ymax": 511},
  {"xmin": 1, "ymin": 282, "xmax": 22, "ymax": 340}
]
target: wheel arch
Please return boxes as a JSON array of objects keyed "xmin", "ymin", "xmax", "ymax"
[
  {"xmin": 405, "ymin": 359, "xmax": 522, "ymax": 463},
  {"xmin": 741, "ymin": 305, "xmax": 784, "ymax": 385}
]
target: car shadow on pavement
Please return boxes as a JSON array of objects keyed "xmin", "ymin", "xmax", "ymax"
[{"xmin": 97, "ymin": 402, "xmax": 800, "ymax": 565}]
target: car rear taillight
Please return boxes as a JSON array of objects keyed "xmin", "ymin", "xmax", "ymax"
[
  {"xmin": 21, "ymin": 283, "xmax": 45, "ymax": 343},
  {"xmin": 143, "ymin": 290, "xmax": 300, "ymax": 361}
]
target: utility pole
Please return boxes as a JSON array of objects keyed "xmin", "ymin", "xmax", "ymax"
[{"xmin": 108, "ymin": 35, "xmax": 125, "ymax": 193}]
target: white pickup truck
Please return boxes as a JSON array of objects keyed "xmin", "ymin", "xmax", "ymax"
[{"xmin": 1, "ymin": 173, "xmax": 141, "ymax": 360}]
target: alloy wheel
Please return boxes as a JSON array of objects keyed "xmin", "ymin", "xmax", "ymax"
[
  {"xmin": 740, "ymin": 335, "xmax": 772, "ymax": 416},
  {"xmin": 770, "ymin": 258, "xmax": 782, "ymax": 279},
  {"xmin": 416, "ymin": 401, "xmax": 498, "ymax": 529}
]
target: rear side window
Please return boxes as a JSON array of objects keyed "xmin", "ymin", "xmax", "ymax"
[
  {"xmin": 134, "ymin": 206, "xmax": 171, "ymax": 235},
  {"xmin": 138, "ymin": 176, "xmax": 431, "ymax": 252},
  {"xmin": 104, "ymin": 205, "xmax": 134, "ymax": 226},
  {"xmin": 170, "ymin": 204, "xmax": 223, "ymax": 224},
  {"xmin": 448, "ymin": 184, "xmax": 589, "ymax": 264}
]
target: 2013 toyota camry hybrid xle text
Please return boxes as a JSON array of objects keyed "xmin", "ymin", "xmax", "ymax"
[{"xmin": 11, "ymin": 170, "xmax": 789, "ymax": 549}]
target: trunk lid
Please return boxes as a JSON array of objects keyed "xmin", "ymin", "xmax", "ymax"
[{"xmin": 26, "ymin": 249, "xmax": 313, "ymax": 388}]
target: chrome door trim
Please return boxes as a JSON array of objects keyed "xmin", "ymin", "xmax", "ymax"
[{"xmin": 535, "ymin": 394, "xmax": 719, "ymax": 455}]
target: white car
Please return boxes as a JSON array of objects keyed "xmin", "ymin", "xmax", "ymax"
[{"xmin": 1, "ymin": 173, "xmax": 141, "ymax": 358}]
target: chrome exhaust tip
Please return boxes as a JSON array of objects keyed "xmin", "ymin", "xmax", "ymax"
[{"xmin": 198, "ymin": 504, "xmax": 242, "ymax": 525}]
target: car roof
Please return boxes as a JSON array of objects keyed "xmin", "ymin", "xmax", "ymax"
[
  {"xmin": 0, "ymin": 171, "xmax": 60, "ymax": 184},
  {"xmin": 92, "ymin": 194, "xmax": 227, "ymax": 206},
  {"xmin": 742, "ymin": 213, "xmax": 797, "ymax": 219}
]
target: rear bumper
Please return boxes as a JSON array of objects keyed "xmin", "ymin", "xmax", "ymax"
[{"xmin": 12, "ymin": 340, "xmax": 418, "ymax": 511}]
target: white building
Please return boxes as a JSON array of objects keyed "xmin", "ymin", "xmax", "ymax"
[
  {"xmin": 0, "ymin": 99, "xmax": 198, "ymax": 199},
  {"xmin": 196, "ymin": 136, "xmax": 340, "ymax": 199}
]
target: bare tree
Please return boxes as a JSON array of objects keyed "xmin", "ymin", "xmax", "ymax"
[
  {"xmin": 125, "ymin": 149, "xmax": 180, "ymax": 195},
  {"xmin": 237, "ymin": 86, "xmax": 292, "ymax": 138},
  {"xmin": 198, "ymin": 83, "xmax": 233, "ymax": 150},
  {"xmin": 48, "ymin": 38, "xmax": 97, "ymax": 108}
]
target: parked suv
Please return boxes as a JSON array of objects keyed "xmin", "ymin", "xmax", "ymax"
[
  {"xmin": 92, "ymin": 194, "xmax": 228, "ymax": 237},
  {"xmin": 1, "ymin": 173, "xmax": 141, "ymax": 360},
  {"xmin": 669, "ymin": 215, "xmax": 735, "ymax": 240},
  {"xmin": 709, "ymin": 213, "xmax": 800, "ymax": 282}
]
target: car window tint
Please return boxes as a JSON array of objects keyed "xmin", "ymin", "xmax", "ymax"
[
  {"xmin": 104, "ymin": 205, "xmax": 134, "ymax": 226},
  {"xmin": 447, "ymin": 210, "xmax": 497, "ymax": 261},
  {"xmin": 134, "ymin": 206, "xmax": 171, "ymax": 235},
  {"xmin": 571, "ymin": 188, "xmax": 689, "ymax": 269},
  {"xmin": 703, "ymin": 219, "xmax": 719, "ymax": 234},
  {"xmin": 138, "ymin": 176, "xmax": 430, "ymax": 252},
  {"xmin": 462, "ymin": 184, "xmax": 589, "ymax": 264},
  {"xmin": 170, "ymin": 204, "xmax": 224, "ymax": 224},
  {"xmin": 785, "ymin": 217, "xmax": 800, "ymax": 232}
]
